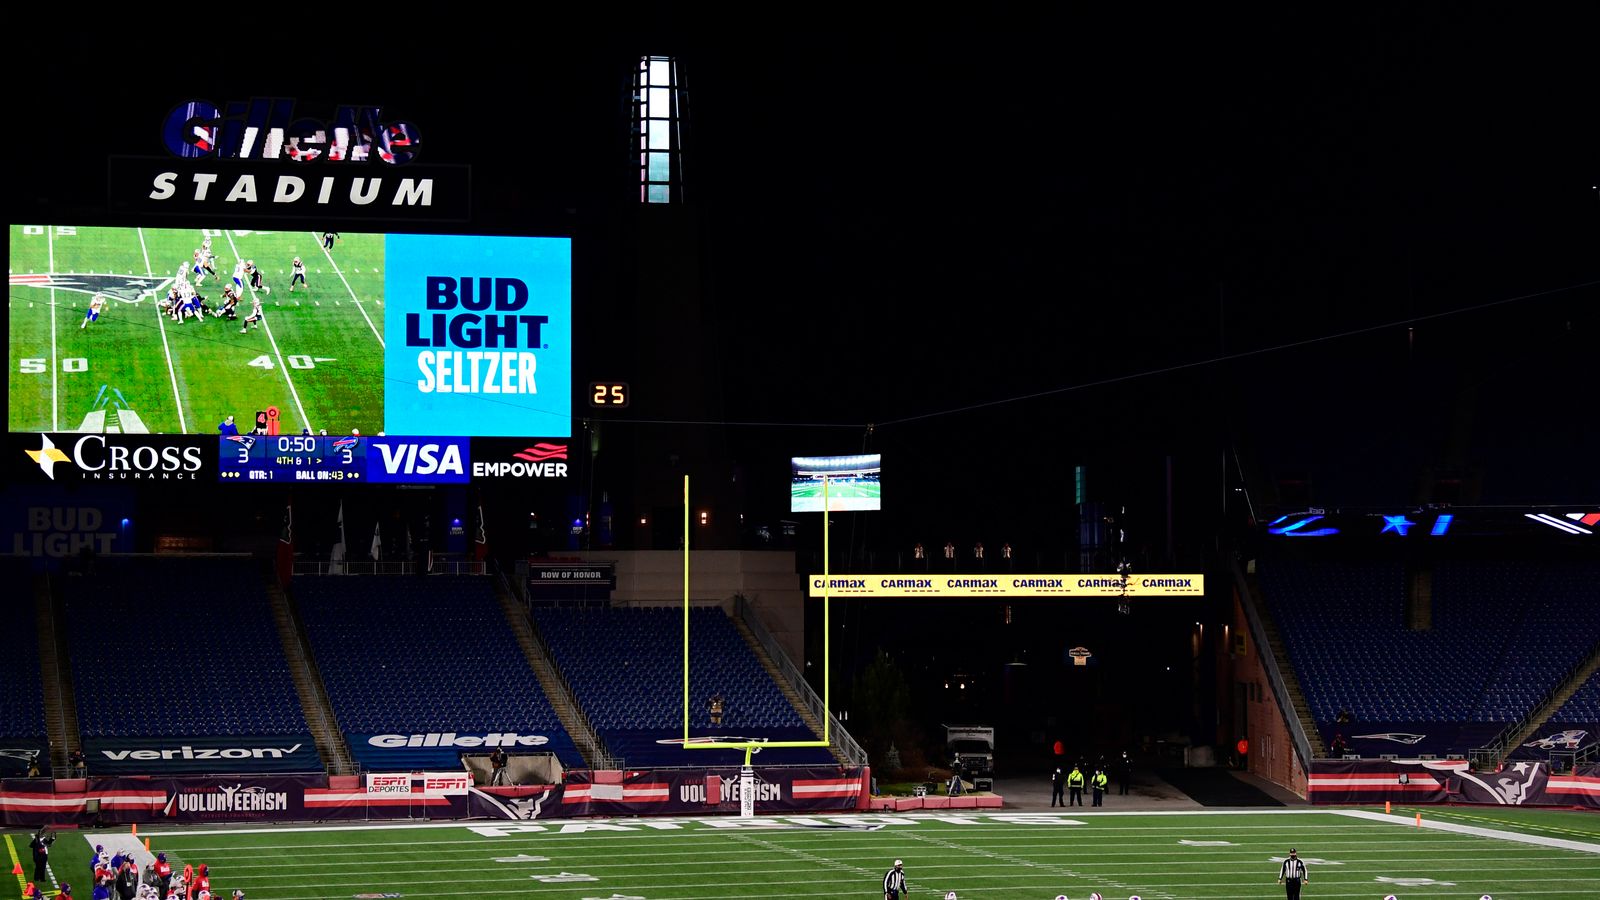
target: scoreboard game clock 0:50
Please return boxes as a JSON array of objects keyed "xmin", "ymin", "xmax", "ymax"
[{"xmin": 218, "ymin": 435, "xmax": 366, "ymax": 482}]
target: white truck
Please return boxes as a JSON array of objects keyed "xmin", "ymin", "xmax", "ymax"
[{"xmin": 945, "ymin": 724, "xmax": 995, "ymax": 790}]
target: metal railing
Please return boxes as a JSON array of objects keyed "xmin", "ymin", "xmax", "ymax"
[
  {"xmin": 1470, "ymin": 637, "xmax": 1600, "ymax": 769},
  {"xmin": 1231, "ymin": 558, "xmax": 1315, "ymax": 771},
  {"xmin": 294, "ymin": 560, "xmax": 486, "ymax": 576},
  {"xmin": 270, "ymin": 578, "xmax": 354, "ymax": 775},
  {"xmin": 493, "ymin": 565, "xmax": 620, "ymax": 770},
  {"xmin": 734, "ymin": 594, "xmax": 869, "ymax": 767}
]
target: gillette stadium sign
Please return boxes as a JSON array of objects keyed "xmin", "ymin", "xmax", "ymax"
[
  {"xmin": 349, "ymin": 731, "xmax": 554, "ymax": 770},
  {"xmin": 110, "ymin": 98, "xmax": 470, "ymax": 220}
]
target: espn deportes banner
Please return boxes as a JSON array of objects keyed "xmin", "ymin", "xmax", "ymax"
[
  {"xmin": 82, "ymin": 735, "xmax": 321, "ymax": 774},
  {"xmin": 1308, "ymin": 759, "xmax": 1600, "ymax": 809},
  {"xmin": 807, "ymin": 574, "xmax": 1205, "ymax": 598}
]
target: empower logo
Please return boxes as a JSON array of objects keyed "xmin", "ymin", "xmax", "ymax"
[
  {"xmin": 514, "ymin": 443, "xmax": 567, "ymax": 462},
  {"xmin": 471, "ymin": 443, "xmax": 569, "ymax": 479}
]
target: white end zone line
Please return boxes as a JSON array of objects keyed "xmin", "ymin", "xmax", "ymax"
[
  {"xmin": 125, "ymin": 808, "xmax": 1357, "ymax": 840},
  {"xmin": 1333, "ymin": 809, "xmax": 1600, "ymax": 854},
  {"xmin": 224, "ymin": 231, "xmax": 312, "ymax": 432},
  {"xmin": 137, "ymin": 228, "xmax": 189, "ymax": 433},
  {"xmin": 312, "ymin": 231, "xmax": 384, "ymax": 348}
]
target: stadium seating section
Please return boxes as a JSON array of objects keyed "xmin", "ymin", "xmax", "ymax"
[
  {"xmin": 1265, "ymin": 559, "xmax": 1600, "ymax": 757},
  {"xmin": 294, "ymin": 576, "xmax": 583, "ymax": 766},
  {"xmin": 533, "ymin": 605, "xmax": 834, "ymax": 766},
  {"xmin": 63, "ymin": 558, "xmax": 310, "ymax": 737},
  {"xmin": 1551, "ymin": 673, "xmax": 1600, "ymax": 724},
  {"xmin": 0, "ymin": 559, "xmax": 45, "ymax": 741}
]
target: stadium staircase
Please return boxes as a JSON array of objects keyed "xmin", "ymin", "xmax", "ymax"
[
  {"xmin": 1481, "ymin": 636, "xmax": 1600, "ymax": 768},
  {"xmin": 267, "ymin": 578, "xmax": 355, "ymax": 775},
  {"xmin": 490, "ymin": 573, "xmax": 618, "ymax": 768},
  {"xmin": 730, "ymin": 599, "xmax": 862, "ymax": 767},
  {"xmin": 1247, "ymin": 572, "xmax": 1326, "ymax": 758},
  {"xmin": 35, "ymin": 573, "xmax": 81, "ymax": 774}
]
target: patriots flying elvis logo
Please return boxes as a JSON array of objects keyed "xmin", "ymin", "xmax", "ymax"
[{"xmin": 10, "ymin": 272, "xmax": 168, "ymax": 303}]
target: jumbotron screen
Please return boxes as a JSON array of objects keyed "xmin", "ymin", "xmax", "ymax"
[
  {"xmin": 7, "ymin": 225, "xmax": 570, "ymax": 438},
  {"xmin": 791, "ymin": 454, "xmax": 882, "ymax": 512}
]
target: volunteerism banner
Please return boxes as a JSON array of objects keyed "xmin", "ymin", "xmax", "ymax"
[
  {"xmin": 807, "ymin": 574, "xmax": 1205, "ymax": 598},
  {"xmin": 384, "ymin": 234, "xmax": 571, "ymax": 437}
]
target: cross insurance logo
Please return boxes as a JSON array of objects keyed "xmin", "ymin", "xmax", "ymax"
[{"xmin": 383, "ymin": 234, "xmax": 571, "ymax": 437}]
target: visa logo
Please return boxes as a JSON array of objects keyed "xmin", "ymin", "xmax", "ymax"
[{"xmin": 367, "ymin": 438, "xmax": 470, "ymax": 483}]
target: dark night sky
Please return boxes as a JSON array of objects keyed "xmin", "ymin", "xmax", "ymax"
[{"xmin": 9, "ymin": 19, "xmax": 1598, "ymax": 548}]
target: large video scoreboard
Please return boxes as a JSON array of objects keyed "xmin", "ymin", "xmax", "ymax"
[{"xmin": 7, "ymin": 224, "xmax": 571, "ymax": 440}]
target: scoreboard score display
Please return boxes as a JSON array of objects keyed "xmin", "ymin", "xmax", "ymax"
[{"xmin": 218, "ymin": 434, "xmax": 367, "ymax": 482}]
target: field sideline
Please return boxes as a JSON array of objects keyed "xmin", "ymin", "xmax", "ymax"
[
  {"xmin": 10, "ymin": 807, "xmax": 1600, "ymax": 899},
  {"xmin": 8, "ymin": 225, "xmax": 386, "ymax": 436}
]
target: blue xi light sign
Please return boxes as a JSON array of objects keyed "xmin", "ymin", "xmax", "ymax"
[{"xmin": 384, "ymin": 235, "xmax": 571, "ymax": 437}]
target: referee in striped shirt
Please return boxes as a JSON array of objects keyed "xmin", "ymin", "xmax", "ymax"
[
  {"xmin": 1278, "ymin": 847, "xmax": 1309, "ymax": 899},
  {"xmin": 883, "ymin": 859, "xmax": 908, "ymax": 899}
]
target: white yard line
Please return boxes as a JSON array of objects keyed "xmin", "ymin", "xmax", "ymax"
[
  {"xmin": 137, "ymin": 228, "xmax": 189, "ymax": 433},
  {"xmin": 47, "ymin": 226, "xmax": 58, "ymax": 430},
  {"xmin": 312, "ymin": 231, "xmax": 384, "ymax": 347},
  {"xmin": 224, "ymin": 231, "xmax": 312, "ymax": 433},
  {"xmin": 1334, "ymin": 808, "xmax": 1600, "ymax": 854}
]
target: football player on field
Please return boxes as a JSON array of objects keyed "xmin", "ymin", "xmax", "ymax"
[
  {"xmin": 80, "ymin": 293, "xmax": 107, "ymax": 329},
  {"xmin": 289, "ymin": 256, "xmax": 307, "ymax": 292},
  {"xmin": 231, "ymin": 259, "xmax": 247, "ymax": 295},
  {"xmin": 191, "ymin": 249, "xmax": 209, "ymax": 286},
  {"xmin": 241, "ymin": 294, "xmax": 264, "ymax": 333},
  {"xmin": 245, "ymin": 260, "xmax": 270, "ymax": 294},
  {"xmin": 216, "ymin": 286, "xmax": 240, "ymax": 320}
]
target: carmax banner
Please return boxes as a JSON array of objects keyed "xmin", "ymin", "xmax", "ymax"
[{"xmin": 807, "ymin": 574, "xmax": 1205, "ymax": 598}]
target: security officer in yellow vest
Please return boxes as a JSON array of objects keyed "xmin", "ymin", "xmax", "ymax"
[
  {"xmin": 1091, "ymin": 767, "xmax": 1109, "ymax": 806},
  {"xmin": 1067, "ymin": 764, "xmax": 1085, "ymax": 806}
]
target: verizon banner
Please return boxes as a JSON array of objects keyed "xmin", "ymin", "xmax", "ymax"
[
  {"xmin": 83, "ymin": 735, "xmax": 321, "ymax": 774},
  {"xmin": 470, "ymin": 767, "xmax": 867, "ymax": 819},
  {"xmin": 1310, "ymin": 759, "xmax": 1600, "ymax": 808}
]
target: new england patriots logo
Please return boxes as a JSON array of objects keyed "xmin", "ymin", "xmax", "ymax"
[
  {"xmin": 1523, "ymin": 729, "xmax": 1589, "ymax": 750},
  {"xmin": 10, "ymin": 272, "xmax": 167, "ymax": 303},
  {"xmin": 1351, "ymin": 732, "xmax": 1427, "ymax": 745}
]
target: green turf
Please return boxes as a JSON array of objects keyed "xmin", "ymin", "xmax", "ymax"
[
  {"xmin": 790, "ymin": 480, "xmax": 881, "ymax": 512},
  {"xmin": 1390, "ymin": 805, "xmax": 1600, "ymax": 842},
  {"xmin": 8, "ymin": 225, "xmax": 386, "ymax": 435},
  {"xmin": 12, "ymin": 808, "xmax": 1600, "ymax": 900}
]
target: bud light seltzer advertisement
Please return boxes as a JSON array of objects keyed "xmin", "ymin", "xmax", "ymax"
[{"xmin": 384, "ymin": 234, "xmax": 571, "ymax": 437}]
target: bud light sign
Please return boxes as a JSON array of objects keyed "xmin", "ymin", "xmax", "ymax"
[{"xmin": 384, "ymin": 235, "xmax": 571, "ymax": 437}]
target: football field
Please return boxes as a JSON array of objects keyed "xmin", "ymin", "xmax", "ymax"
[
  {"xmin": 7, "ymin": 225, "xmax": 387, "ymax": 436},
  {"xmin": 14, "ymin": 807, "xmax": 1600, "ymax": 900},
  {"xmin": 791, "ymin": 478, "xmax": 882, "ymax": 511}
]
